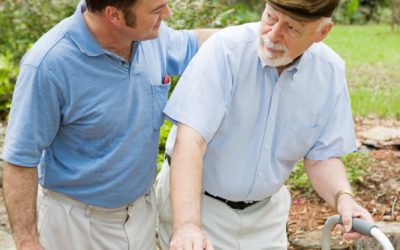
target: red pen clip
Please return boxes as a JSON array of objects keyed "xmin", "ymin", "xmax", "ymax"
[{"xmin": 163, "ymin": 74, "xmax": 170, "ymax": 85}]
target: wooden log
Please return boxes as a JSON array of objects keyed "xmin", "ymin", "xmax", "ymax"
[
  {"xmin": 289, "ymin": 222, "xmax": 400, "ymax": 249},
  {"xmin": 289, "ymin": 231, "xmax": 349, "ymax": 249},
  {"xmin": 392, "ymin": 0, "xmax": 400, "ymax": 30}
]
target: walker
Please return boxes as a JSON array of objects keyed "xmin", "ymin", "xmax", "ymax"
[{"xmin": 321, "ymin": 215, "xmax": 394, "ymax": 250}]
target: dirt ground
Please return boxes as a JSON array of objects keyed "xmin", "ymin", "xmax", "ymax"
[
  {"xmin": 288, "ymin": 117, "xmax": 400, "ymax": 248},
  {"xmin": 0, "ymin": 117, "xmax": 399, "ymax": 247},
  {"xmin": 287, "ymin": 148, "xmax": 400, "ymax": 245}
]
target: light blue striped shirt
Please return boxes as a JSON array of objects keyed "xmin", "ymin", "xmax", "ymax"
[{"xmin": 164, "ymin": 22, "xmax": 356, "ymax": 202}]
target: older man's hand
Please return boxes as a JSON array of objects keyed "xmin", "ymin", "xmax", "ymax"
[
  {"xmin": 170, "ymin": 223, "xmax": 214, "ymax": 250},
  {"xmin": 335, "ymin": 195, "xmax": 374, "ymax": 240}
]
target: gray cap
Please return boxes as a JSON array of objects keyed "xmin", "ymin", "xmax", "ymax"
[{"xmin": 266, "ymin": 0, "xmax": 340, "ymax": 21}]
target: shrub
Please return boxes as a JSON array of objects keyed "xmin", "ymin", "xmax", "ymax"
[
  {"xmin": 0, "ymin": 52, "xmax": 18, "ymax": 120},
  {"xmin": 167, "ymin": 0, "xmax": 259, "ymax": 29},
  {"xmin": 167, "ymin": 0, "xmax": 226, "ymax": 29},
  {"xmin": 333, "ymin": 0, "xmax": 394, "ymax": 24},
  {"xmin": 0, "ymin": 0, "xmax": 78, "ymax": 119},
  {"xmin": 158, "ymin": 120, "xmax": 173, "ymax": 169},
  {"xmin": 341, "ymin": 151, "xmax": 373, "ymax": 185},
  {"xmin": 0, "ymin": 0, "xmax": 77, "ymax": 63},
  {"xmin": 286, "ymin": 152, "xmax": 373, "ymax": 193}
]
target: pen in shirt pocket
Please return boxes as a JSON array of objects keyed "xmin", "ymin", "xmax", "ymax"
[{"xmin": 163, "ymin": 74, "xmax": 170, "ymax": 85}]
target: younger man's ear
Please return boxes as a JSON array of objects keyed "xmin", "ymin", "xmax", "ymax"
[{"xmin": 104, "ymin": 6, "xmax": 123, "ymax": 25}]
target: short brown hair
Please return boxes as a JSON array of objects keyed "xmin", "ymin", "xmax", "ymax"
[
  {"xmin": 86, "ymin": 0, "xmax": 139, "ymax": 13},
  {"xmin": 86, "ymin": 0, "xmax": 139, "ymax": 27}
]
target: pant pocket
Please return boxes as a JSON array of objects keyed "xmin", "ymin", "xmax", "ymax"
[{"xmin": 37, "ymin": 192, "xmax": 51, "ymax": 237}]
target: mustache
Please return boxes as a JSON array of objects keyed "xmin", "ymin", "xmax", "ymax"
[{"xmin": 260, "ymin": 35, "xmax": 287, "ymax": 51}]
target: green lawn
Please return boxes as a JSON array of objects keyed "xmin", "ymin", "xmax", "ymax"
[{"xmin": 324, "ymin": 25, "xmax": 400, "ymax": 118}]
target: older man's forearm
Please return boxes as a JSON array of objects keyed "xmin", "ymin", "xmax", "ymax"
[
  {"xmin": 170, "ymin": 124, "xmax": 207, "ymax": 231},
  {"xmin": 304, "ymin": 158, "xmax": 352, "ymax": 208}
]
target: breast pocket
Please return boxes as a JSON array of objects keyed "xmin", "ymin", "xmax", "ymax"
[
  {"xmin": 151, "ymin": 82, "xmax": 171, "ymax": 130},
  {"xmin": 276, "ymin": 123, "xmax": 320, "ymax": 165}
]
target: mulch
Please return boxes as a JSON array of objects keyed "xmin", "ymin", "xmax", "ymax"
[{"xmin": 287, "ymin": 117, "xmax": 400, "ymax": 247}]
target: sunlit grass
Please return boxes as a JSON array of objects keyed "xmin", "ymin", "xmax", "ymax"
[
  {"xmin": 351, "ymin": 85, "xmax": 400, "ymax": 119},
  {"xmin": 324, "ymin": 25, "xmax": 400, "ymax": 119},
  {"xmin": 325, "ymin": 25, "xmax": 400, "ymax": 65}
]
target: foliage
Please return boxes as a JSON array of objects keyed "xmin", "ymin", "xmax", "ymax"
[
  {"xmin": 167, "ymin": 0, "xmax": 259, "ymax": 29},
  {"xmin": 340, "ymin": 152, "xmax": 373, "ymax": 185},
  {"xmin": 227, "ymin": 3, "xmax": 261, "ymax": 25},
  {"xmin": 286, "ymin": 152, "xmax": 373, "ymax": 192},
  {"xmin": 227, "ymin": 0, "xmax": 396, "ymax": 25},
  {"xmin": 333, "ymin": 0, "xmax": 394, "ymax": 24},
  {"xmin": 167, "ymin": 0, "xmax": 228, "ymax": 29},
  {"xmin": 0, "ymin": 0, "xmax": 78, "ymax": 119},
  {"xmin": 158, "ymin": 120, "xmax": 173, "ymax": 170},
  {"xmin": 286, "ymin": 161, "xmax": 311, "ymax": 192},
  {"xmin": 234, "ymin": 0, "xmax": 265, "ymax": 11},
  {"xmin": 0, "ymin": 52, "xmax": 18, "ymax": 120},
  {"xmin": 0, "ymin": 0, "xmax": 77, "ymax": 63},
  {"xmin": 334, "ymin": 0, "xmax": 361, "ymax": 24}
]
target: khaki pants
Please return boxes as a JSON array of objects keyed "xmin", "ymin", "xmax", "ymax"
[
  {"xmin": 37, "ymin": 187, "xmax": 157, "ymax": 250},
  {"xmin": 155, "ymin": 161, "xmax": 291, "ymax": 250}
]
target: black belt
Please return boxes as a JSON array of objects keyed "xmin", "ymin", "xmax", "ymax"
[
  {"xmin": 166, "ymin": 155, "xmax": 259, "ymax": 210},
  {"xmin": 204, "ymin": 191, "xmax": 260, "ymax": 210}
]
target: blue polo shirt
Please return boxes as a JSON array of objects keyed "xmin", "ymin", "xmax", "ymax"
[
  {"xmin": 164, "ymin": 23, "xmax": 356, "ymax": 202},
  {"xmin": 2, "ymin": 2, "xmax": 198, "ymax": 208}
]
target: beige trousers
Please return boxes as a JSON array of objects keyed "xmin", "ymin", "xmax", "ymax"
[
  {"xmin": 37, "ymin": 187, "xmax": 157, "ymax": 250},
  {"xmin": 155, "ymin": 161, "xmax": 291, "ymax": 250}
]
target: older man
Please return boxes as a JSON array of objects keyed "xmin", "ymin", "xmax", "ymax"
[
  {"xmin": 155, "ymin": 0, "xmax": 374, "ymax": 249},
  {"xmin": 2, "ymin": 0, "xmax": 215, "ymax": 249}
]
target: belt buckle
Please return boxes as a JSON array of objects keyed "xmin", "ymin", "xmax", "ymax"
[{"xmin": 205, "ymin": 191, "xmax": 258, "ymax": 210}]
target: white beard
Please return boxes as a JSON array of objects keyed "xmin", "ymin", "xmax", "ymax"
[{"xmin": 257, "ymin": 35, "xmax": 294, "ymax": 67}]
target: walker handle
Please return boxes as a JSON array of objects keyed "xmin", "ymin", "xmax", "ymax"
[
  {"xmin": 338, "ymin": 216, "xmax": 378, "ymax": 236},
  {"xmin": 322, "ymin": 215, "xmax": 393, "ymax": 250}
]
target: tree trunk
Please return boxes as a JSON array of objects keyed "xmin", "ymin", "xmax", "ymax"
[{"xmin": 392, "ymin": 0, "xmax": 399, "ymax": 30}]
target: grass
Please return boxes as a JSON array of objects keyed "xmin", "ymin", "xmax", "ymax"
[
  {"xmin": 324, "ymin": 25, "xmax": 400, "ymax": 118},
  {"xmin": 351, "ymin": 85, "xmax": 400, "ymax": 118},
  {"xmin": 324, "ymin": 25, "xmax": 400, "ymax": 65}
]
